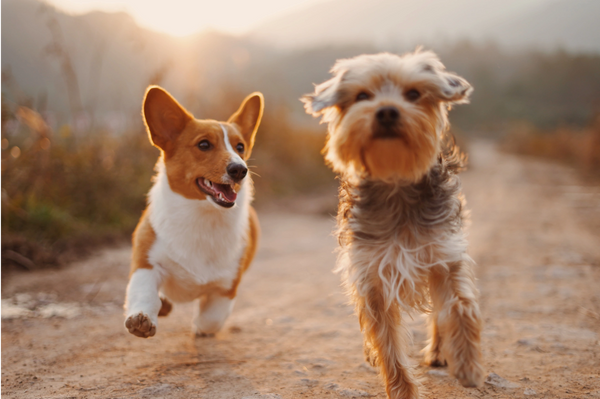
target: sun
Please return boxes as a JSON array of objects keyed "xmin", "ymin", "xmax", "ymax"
[{"xmin": 44, "ymin": 0, "xmax": 326, "ymax": 37}]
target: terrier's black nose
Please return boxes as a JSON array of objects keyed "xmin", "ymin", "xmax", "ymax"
[
  {"xmin": 227, "ymin": 163, "xmax": 248, "ymax": 182},
  {"xmin": 376, "ymin": 106, "xmax": 400, "ymax": 126}
]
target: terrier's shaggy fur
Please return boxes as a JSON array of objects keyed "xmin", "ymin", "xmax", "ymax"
[{"xmin": 302, "ymin": 50, "xmax": 484, "ymax": 398}]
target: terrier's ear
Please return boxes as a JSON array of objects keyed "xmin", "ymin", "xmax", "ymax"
[
  {"xmin": 142, "ymin": 86, "xmax": 193, "ymax": 151},
  {"xmin": 412, "ymin": 50, "xmax": 473, "ymax": 104},
  {"xmin": 434, "ymin": 71, "xmax": 472, "ymax": 104},
  {"xmin": 301, "ymin": 71, "xmax": 345, "ymax": 116},
  {"xmin": 228, "ymin": 92, "xmax": 264, "ymax": 158}
]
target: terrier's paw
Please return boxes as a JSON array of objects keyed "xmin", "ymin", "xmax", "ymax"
[
  {"xmin": 125, "ymin": 312, "xmax": 156, "ymax": 338},
  {"xmin": 364, "ymin": 344, "xmax": 379, "ymax": 367},
  {"xmin": 428, "ymin": 358, "xmax": 448, "ymax": 368},
  {"xmin": 453, "ymin": 361, "xmax": 485, "ymax": 388},
  {"xmin": 424, "ymin": 347, "xmax": 447, "ymax": 368}
]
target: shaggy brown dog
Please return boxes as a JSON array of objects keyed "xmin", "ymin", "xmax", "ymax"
[{"xmin": 302, "ymin": 50, "xmax": 484, "ymax": 398}]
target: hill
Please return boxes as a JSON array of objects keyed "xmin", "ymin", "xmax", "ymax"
[{"xmin": 250, "ymin": 0, "xmax": 600, "ymax": 53}]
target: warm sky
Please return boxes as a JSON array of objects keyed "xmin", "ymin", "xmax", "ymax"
[{"xmin": 45, "ymin": 0, "xmax": 328, "ymax": 36}]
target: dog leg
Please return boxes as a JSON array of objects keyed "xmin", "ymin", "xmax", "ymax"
[
  {"xmin": 430, "ymin": 262, "xmax": 484, "ymax": 387},
  {"xmin": 356, "ymin": 287, "xmax": 419, "ymax": 399},
  {"xmin": 423, "ymin": 309, "xmax": 446, "ymax": 367},
  {"xmin": 193, "ymin": 294, "xmax": 235, "ymax": 336},
  {"xmin": 158, "ymin": 295, "xmax": 173, "ymax": 317},
  {"xmin": 124, "ymin": 268, "xmax": 163, "ymax": 338}
]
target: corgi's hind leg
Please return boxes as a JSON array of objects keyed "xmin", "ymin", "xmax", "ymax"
[
  {"xmin": 193, "ymin": 294, "xmax": 235, "ymax": 336},
  {"xmin": 158, "ymin": 295, "xmax": 173, "ymax": 317}
]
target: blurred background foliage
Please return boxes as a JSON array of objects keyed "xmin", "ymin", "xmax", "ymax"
[{"xmin": 2, "ymin": 0, "xmax": 600, "ymax": 270}]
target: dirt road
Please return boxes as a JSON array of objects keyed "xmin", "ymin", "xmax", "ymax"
[{"xmin": 2, "ymin": 141, "xmax": 600, "ymax": 399}]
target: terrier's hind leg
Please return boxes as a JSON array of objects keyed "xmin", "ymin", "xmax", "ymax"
[
  {"xmin": 428, "ymin": 262, "xmax": 484, "ymax": 387},
  {"xmin": 423, "ymin": 309, "xmax": 447, "ymax": 367},
  {"xmin": 356, "ymin": 286, "xmax": 419, "ymax": 399}
]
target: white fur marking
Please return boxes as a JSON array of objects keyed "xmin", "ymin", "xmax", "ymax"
[
  {"xmin": 147, "ymin": 160, "xmax": 251, "ymax": 293},
  {"xmin": 194, "ymin": 296, "xmax": 236, "ymax": 334},
  {"xmin": 125, "ymin": 268, "xmax": 163, "ymax": 324},
  {"xmin": 220, "ymin": 124, "xmax": 246, "ymax": 166}
]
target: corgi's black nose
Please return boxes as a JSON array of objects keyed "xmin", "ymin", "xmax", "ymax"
[{"xmin": 227, "ymin": 163, "xmax": 248, "ymax": 182}]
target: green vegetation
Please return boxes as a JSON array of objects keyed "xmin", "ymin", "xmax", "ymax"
[
  {"xmin": 3, "ymin": 4, "xmax": 600, "ymax": 270},
  {"xmin": 1, "ymin": 95, "xmax": 332, "ymax": 270}
]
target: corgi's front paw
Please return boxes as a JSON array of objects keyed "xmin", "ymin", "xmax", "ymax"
[{"xmin": 125, "ymin": 312, "xmax": 156, "ymax": 338}]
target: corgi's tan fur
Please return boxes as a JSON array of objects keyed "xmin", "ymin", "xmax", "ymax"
[{"xmin": 124, "ymin": 86, "xmax": 263, "ymax": 338}]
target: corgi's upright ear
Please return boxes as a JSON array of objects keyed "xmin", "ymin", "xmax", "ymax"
[
  {"xmin": 228, "ymin": 92, "xmax": 264, "ymax": 158},
  {"xmin": 142, "ymin": 86, "xmax": 193, "ymax": 152}
]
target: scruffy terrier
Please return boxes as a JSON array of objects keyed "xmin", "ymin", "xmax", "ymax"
[{"xmin": 302, "ymin": 50, "xmax": 484, "ymax": 398}]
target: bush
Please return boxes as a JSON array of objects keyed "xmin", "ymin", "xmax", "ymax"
[
  {"xmin": 1, "ymin": 100, "xmax": 334, "ymax": 270},
  {"xmin": 502, "ymin": 115, "xmax": 600, "ymax": 177}
]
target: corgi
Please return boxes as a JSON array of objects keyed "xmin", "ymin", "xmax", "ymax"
[{"xmin": 124, "ymin": 86, "xmax": 263, "ymax": 338}]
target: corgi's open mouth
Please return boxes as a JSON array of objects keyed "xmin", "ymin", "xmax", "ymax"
[{"xmin": 197, "ymin": 178, "xmax": 237, "ymax": 208}]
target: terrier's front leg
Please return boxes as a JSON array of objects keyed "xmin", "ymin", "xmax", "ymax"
[
  {"xmin": 193, "ymin": 294, "xmax": 235, "ymax": 336},
  {"xmin": 356, "ymin": 286, "xmax": 419, "ymax": 399},
  {"xmin": 429, "ymin": 262, "xmax": 484, "ymax": 387},
  {"xmin": 124, "ymin": 268, "xmax": 163, "ymax": 338}
]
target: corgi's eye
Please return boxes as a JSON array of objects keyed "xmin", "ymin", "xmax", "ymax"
[
  {"xmin": 197, "ymin": 140, "xmax": 212, "ymax": 151},
  {"xmin": 405, "ymin": 89, "xmax": 421, "ymax": 102},
  {"xmin": 356, "ymin": 92, "xmax": 370, "ymax": 101},
  {"xmin": 236, "ymin": 143, "xmax": 244, "ymax": 154}
]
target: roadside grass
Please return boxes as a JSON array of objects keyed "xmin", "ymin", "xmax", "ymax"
[
  {"xmin": 1, "ymin": 103, "xmax": 333, "ymax": 272},
  {"xmin": 502, "ymin": 115, "xmax": 600, "ymax": 179}
]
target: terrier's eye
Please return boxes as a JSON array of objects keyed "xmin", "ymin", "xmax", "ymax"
[
  {"xmin": 198, "ymin": 140, "xmax": 212, "ymax": 151},
  {"xmin": 236, "ymin": 143, "xmax": 244, "ymax": 154},
  {"xmin": 405, "ymin": 89, "xmax": 421, "ymax": 102},
  {"xmin": 356, "ymin": 92, "xmax": 370, "ymax": 101}
]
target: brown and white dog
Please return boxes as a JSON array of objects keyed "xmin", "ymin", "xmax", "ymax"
[
  {"xmin": 302, "ymin": 50, "xmax": 484, "ymax": 398},
  {"xmin": 124, "ymin": 86, "xmax": 263, "ymax": 338}
]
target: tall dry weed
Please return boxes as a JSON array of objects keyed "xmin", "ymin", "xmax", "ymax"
[
  {"xmin": 1, "ymin": 99, "xmax": 334, "ymax": 270},
  {"xmin": 503, "ymin": 115, "xmax": 600, "ymax": 177}
]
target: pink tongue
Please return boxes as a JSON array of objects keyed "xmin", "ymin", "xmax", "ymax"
[{"xmin": 213, "ymin": 183, "xmax": 237, "ymax": 202}]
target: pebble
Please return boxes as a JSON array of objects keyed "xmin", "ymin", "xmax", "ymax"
[
  {"xmin": 426, "ymin": 370, "xmax": 448, "ymax": 377},
  {"xmin": 524, "ymin": 388, "xmax": 537, "ymax": 395},
  {"xmin": 485, "ymin": 373, "xmax": 521, "ymax": 389},
  {"xmin": 299, "ymin": 378, "xmax": 319, "ymax": 387},
  {"xmin": 357, "ymin": 362, "xmax": 377, "ymax": 374},
  {"xmin": 138, "ymin": 383, "xmax": 172, "ymax": 396},
  {"xmin": 517, "ymin": 338, "xmax": 536, "ymax": 346},
  {"xmin": 337, "ymin": 388, "xmax": 373, "ymax": 397}
]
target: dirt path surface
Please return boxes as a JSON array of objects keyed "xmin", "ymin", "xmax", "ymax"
[{"xmin": 3, "ymin": 141, "xmax": 600, "ymax": 399}]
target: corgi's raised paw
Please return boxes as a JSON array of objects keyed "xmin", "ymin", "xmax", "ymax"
[{"xmin": 125, "ymin": 312, "xmax": 156, "ymax": 338}]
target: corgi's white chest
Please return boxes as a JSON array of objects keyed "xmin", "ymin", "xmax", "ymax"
[{"xmin": 146, "ymin": 162, "xmax": 250, "ymax": 293}]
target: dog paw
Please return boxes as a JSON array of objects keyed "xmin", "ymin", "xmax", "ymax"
[
  {"xmin": 363, "ymin": 344, "xmax": 379, "ymax": 367},
  {"xmin": 195, "ymin": 331, "xmax": 215, "ymax": 338},
  {"xmin": 427, "ymin": 358, "xmax": 448, "ymax": 368},
  {"xmin": 424, "ymin": 348, "xmax": 447, "ymax": 368},
  {"xmin": 454, "ymin": 362, "xmax": 484, "ymax": 388},
  {"xmin": 125, "ymin": 312, "xmax": 156, "ymax": 338}
]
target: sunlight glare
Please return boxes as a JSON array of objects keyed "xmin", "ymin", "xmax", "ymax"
[{"xmin": 45, "ymin": 0, "xmax": 326, "ymax": 37}]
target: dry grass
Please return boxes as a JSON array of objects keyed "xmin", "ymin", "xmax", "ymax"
[
  {"xmin": 502, "ymin": 115, "xmax": 600, "ymax": 178},
  {"xmin": 1, "ymin": 102, "xmax": 333, "ymax": 271}
]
